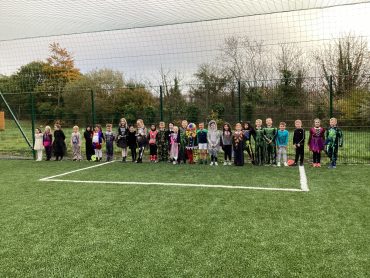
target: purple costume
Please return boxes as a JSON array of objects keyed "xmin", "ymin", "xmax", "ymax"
[{"xmin": 308, "ymin": 127, "xmax": 325, "ymax": 152}]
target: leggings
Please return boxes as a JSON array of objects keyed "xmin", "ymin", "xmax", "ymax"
[
  {"xmin": 312, "ymin": 151, "xmax": 321, "ymax": 163},
  {"xmin": 223, "ymin": 145, "xmax": 232, "ymax": 161}
]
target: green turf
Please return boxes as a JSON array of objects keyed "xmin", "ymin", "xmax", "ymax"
[{"xmin": 0, "ymin": 160, "xmax": 369, "ymax": 277}]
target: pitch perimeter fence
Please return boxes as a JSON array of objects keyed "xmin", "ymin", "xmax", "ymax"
[{"xmin": 0, "ymin": 75, "xmax": 369, "ymax": 163}]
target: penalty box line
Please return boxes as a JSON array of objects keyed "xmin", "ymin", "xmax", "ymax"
[{"xmin": 39, "ymin": 160, "xmax": 309, "ymax": 192}]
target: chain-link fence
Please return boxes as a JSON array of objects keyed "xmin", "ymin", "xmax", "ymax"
[{"xmin": 0, "ymin": 75, "xmax": 369, "ymax": 163}]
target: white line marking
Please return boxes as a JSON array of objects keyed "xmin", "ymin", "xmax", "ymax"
[
  {"xmin": 39, "ymin": 161, "xmax": 115, "ymax": 181},
  {"xmin": 299, "ymin": 165, "xmax": 309, "ymax": 192},
  {"xmin": 39, "ymin": 160, "xmax": 307, "ymax": 192},
  {"xmin": 41, "ymin": 179, "xmax": 303, "ymax": 192}
]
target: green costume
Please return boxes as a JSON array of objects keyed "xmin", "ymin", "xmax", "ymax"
[
  {"xmin": 253, "ymin": 127, "xmax": 265, "ymax": 166},
  {"xmin": 157, "ymin": 129, "xmax": 169, "ymax": 162},
  {"xmin": 263, "ymin": 126, "xmax": 277, "ymax": 165},
  {"xmin": 325, "ymin": 126, "xmax": 343, "ymax": 168}
]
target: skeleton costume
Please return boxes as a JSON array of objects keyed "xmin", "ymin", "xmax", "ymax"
[
  {"xmin": 253, "ymin": 126, "xmax": 265, "ymax": 166},
  {"xmin": 136, "ymin": 126, "xmax": 147, "ymax": 163},
  {"xmin": 325, "ymin": 126, "xmax": 343, "ymax": 168},
  {"xmin": 105, "ymin": 130, "xmax": 116, "ymax": 161},
  {"xmin": 207, "ymin": 120, "xmax": 221, "ymax": 165}
]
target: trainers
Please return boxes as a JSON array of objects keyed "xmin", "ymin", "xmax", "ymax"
[
  {"xmin": 277, "ymin": 162, "xmax": 281, "ymax": 167},
  {"xmin": 173, "ymin": 161, "xmax": 177, "ymax": 165},
  {"xmin": 210, "ymin": 162, "xmax": 214, "ymax": 166},
  {"xmin": 214, "ymin": 162, "xmax": 218, "ymax": 166},
  {"xmin": 284, "ymin": 162, "xmax": 288, "ymax": 167},
  {"xmin": 223, "ymin": 161, "xmax": 227, "ymax": 166},
  {"xmin": 317, "ymin": 163, "xmax": 321, "ymax": 167},
  {"xmin": 299, "ymin": 162, "xmax": 304, "ymax": 166}
]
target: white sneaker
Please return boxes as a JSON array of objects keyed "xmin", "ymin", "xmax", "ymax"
[
  {"xmin": 277, "ymin": 162, "xmax": 281, "ymax": 167},
  {"xmin": 173, "ymin": 161, "xmax": 177, "ymax": 165},
  {"xmin": 223, "ymin": 161, "xmax": 227, "ymax": 166},
  {"xmin": 210, "ymin": 162, "xmax": 214, "ymax": 166},
  {"xmin": 214, "ymin": 162, "xmax": 218, "ymax": 166},
  {"xmin": 284, "ymin": 162, "xmax": 288, "ymax": 167},
  {"xmin": 228, "ymin": 161, "xmax": 232, "ymax": 165}
]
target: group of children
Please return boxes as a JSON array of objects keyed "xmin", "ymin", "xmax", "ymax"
[{"xmin": 33, "ymin": 117, "xmax": 343, "ymax": 168}]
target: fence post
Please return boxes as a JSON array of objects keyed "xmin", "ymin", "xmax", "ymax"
[
  {"xmin": 159, "ymin": 85, "xmax": 163, "ymax": 121},
  {"xmin": 329, "ymin": 75, "xmax": 333, "ymax": 118},
  {"xmin": 30, "ymin": 92, "xmax": 36, "ymax": 159},
  {"xmin": 238, "ymin": 80, "xmax": 241, "ymax": 122},
  {"xmin": 91, "ymin": 89, "xmax": 96, "ymax": 127}
]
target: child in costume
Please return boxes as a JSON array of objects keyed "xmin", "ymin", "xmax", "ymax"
[
  {"xmin": 127, "ymin": 125, "xmax": 137, "ymax": 162},
  {"xmin": 185, "ymin": 123, "xmax": 197, "ymax": 164},
  {"xmin": 242, "ymin": 122, "xmax": 255, "ymax": 164},
  {"xmin": 263, "ymin": 117, "xmax": 277, "ymax": 165},
  {"xmin": 232, "ymin": 122, "xmax": 245, "ymax": 166},
  {"xmin": 34, "ymin": 128, "xmax": 44, "ymax": 161},
  {"xmin": 308, "ymin": 118, "xmax": 325, "ymax": 167},
  {"xmin": 117, "ymin": 118, "xmax": 129, "ymax": 162},
  {"xmin": 168, "ymin": 122, "xmax": 174, "ymax": 162},
  {"xmin": 276, "ymin": 122, "xmax": 289, "ymax": 167},
  {"xmin": 148, "ymin": 124, "xmax": 158, "ymax": 163},
  {"xmin": 293, "ymin": 119, "xmax": 305, "ymax": 166},
  {"xmin": 43, "ymin": 126, "xmax": 52, "ymax": 161},
  {"xmin": 178, "ymin": 120, "xmax": 188, "ymax": 164},
  {"xmin": 325, "ymin": 118, "xmax": 343, "ymax": 169},
  {"xmin": 221, "ymin": 122, "xmax": 232, "ymax": 166},
  {"xmin": 169, "ymin": 126, "xmax": 180, "ymax": 164},
  {"xmin": 53, "ymin": 123, "xmax": 66, "ymax": 161},
  {"xmin": 71, "ymin": 125, "xmax": 82, "ymax": 161},
  {"xmin": 136, "ymin": 119, "xmax": 147, "ymax": 163},
  {"xmin": 105, "ymin": 124, "xmax": 115, "ymax": 161},
  {"xmin": 156, "ymin": 121, "xmax": 169, "ymax": 162},
  {"xmin": 197, "ymin": 122, "xmax": 208, "ymax": 164},
  {"xmin": 92, "ymin": 125, "xmax": 104, "ymax": 161},
  {"xmin": 84, "ymin": 126, "xmax": 94, "ymax": 161},
  {"xmin": 207, "ymin": 120, "xmax": 221, "ymax": 166},
  {"xmin": 253, "ymin": 119, "xmax": 265, "ymax": 166}
]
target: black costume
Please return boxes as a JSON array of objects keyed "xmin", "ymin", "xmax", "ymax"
[
  {"xmin": 232, "ymin": 131, "xmax": 245, "ymax": 166},
  {"xmin": 84, "ymin": 128, "xmax": 94, "ymax": 161},
  {"xmin": 127, "ymin": 130, "xmax": 137, "ymax": 162},
  {"xmin": 293, "ymin": 128, "xmax": 305, "ymax": 165},
  {"xmin": 53, "ymin": 129, "xmax": 66, "ymax": 161}
]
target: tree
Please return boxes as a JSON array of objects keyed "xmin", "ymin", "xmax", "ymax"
[
  {"xmin": 41, "ymin": 42, "xmax": 81, "ymax": 108},
  {"xmin": 315, "ymin": 34, "xmax": 369, "ymax": 96}
]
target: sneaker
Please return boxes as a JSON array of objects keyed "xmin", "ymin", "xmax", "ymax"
[
  {"xmin": 328, "ymin": 164, "xmax": 333, "ymax": 169},
  {"xmin": 317, "ymin": 163, "xmax": 321, "ymax": 167},
  {"xmin": 299, "ymin": 162, "xmax": 304, "ymax": 166},
  {"xmin": 228, "ymin": 161, "xmax": 232, "ymax": 166},
  {"xmin": 284, "ymin": 162, "xmax": 288, "ymax": 167},
  {"xmin": 277, "ymin": 162, "xmax": 281, "ymax": 167},
  {"xmin": 223, "ymin": 161, "xmax": 227, "ymax": 166},
  {"xmin": 214, "ymin": 162, "xmax": 218, "ymax": 166},
  {"xmin": 312, "ymin": 163, "xmax": 317, "ymax": 167},
  {"xmin": 210, "ymin": 162, "xmax": 214, "ymax": 166},
  {"xmin": 173, "ymin": 161, "xmax": 177, "ymax": 165}
]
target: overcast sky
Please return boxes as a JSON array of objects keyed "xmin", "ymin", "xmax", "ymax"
[{"xmin": 1, "ymin": 0, "xmax": 370, "ymax": 83}]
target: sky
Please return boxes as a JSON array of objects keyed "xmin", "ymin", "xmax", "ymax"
[{"xmin": 1, "ymin": 0, "xmax": 370, "ymax": 83}]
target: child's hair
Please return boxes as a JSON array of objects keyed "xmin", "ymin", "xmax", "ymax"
[
  {"xmin": 106, "ymin": 123, "xmax": 112, "ymax": 128},
  {"xmin": 314, "ymin": 118, "xmax": 321, "ymax": 123},
  {"xmin": 129, "ymin": 125, "xmax": 135, "ymax": 130},
  {"xmin": 266, "ymin": 117, "xmax": 272, "ymax": 121},
  {"xmin": 199, "ymin": 122, "xmax": 204, "ymax": 127},
  {"xmin": 54, "ymin": 123, "xmax": 61, "ymax": 129},
  {"xmin": 159, "ymin": 121, "xmax": 165, "ymax": 126},
  {"xmin": 223, "ymin": 122, "xmax": 231, "ymax": 133},
  {"xmin": 255, "ymin": 119, "xmax": 262, "ymax": 125},
  {"xmin": 36, "ymin": 128, "xmax": 42, "ymax": 133},
  {"xmin": 279, "ymin": 122, "xmax": 286, "ymax": 127},
  {"xmin": 295, "ymin": 119, "xmax": 302, "ymax": 124},
  {"xmin": 173, "ymin": 126, "xmax": 179, "ymax": 133},
  {"xmin": 150, "ymin": 124, "xmax": 156, "ymax": 130},
  {"xmin": 73, "ymin": 125, "xmax": 79, "ymax": 131},
  {"xmin": 330, "ymin": 117, "xmax": 338, "ymax": 124},
  {"xmin": 243, "ymin": 121, "xmax": 253, "ymax": 130},
  {"xmin": 137, "ymin": 119, "xmax": 144, "ymax": 127},
  {"xmin": 120, "ymin": 118, "xmax": 127, "ymax": 125},
  {"xmin": 235, "ymin": 122, "xmax": 242, "ymax": 129},
  {"xmin": 45, "ymin": 126, "xmax": 51, "ymax": 132}
]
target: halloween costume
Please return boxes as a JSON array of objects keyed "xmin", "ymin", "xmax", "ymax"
[
  {"xmin": 136, "ymin": 126, "xmax": 147, "ymax": 163},
  {"xmin": 84, "ymin": 128, "xmax": 94, "ymax": 161},
  {"xmin": 232, "ymin": 130, "xmax": 245, "ymax": 166},
  {"xmin": 293, "ymin": 128, "xmax": 305, "ymax": 165},
  {"xmin": 221, "ymin": 130, "xmax": 232, "ymax": 164},
  {"xmin": 127, "ymin": 130, "xmax": 137, "ymax": 162},
  {"xmin": 253, "ymin": 127, "xmax": 265, "ymax": 166},
  {"xmin": 34, "ymin": 133, "xmax": 44, "ymax": 161},
  {"xmin": 243, "ymin": 127, "xmax": 255, "ymax": 164},
  {"xmin": 325, "ymin": 126, "xmax": 343, "ymax": 168},
  {"xmin": 169, "ymin": 132, "xmax": 180, "ymax": 163},
  {"xmin": 43, "ymin": 132, "xmax": 52, "ymax": 161},
  {"xmin": 178, "ymin": 126, "xmax": 187, "ymax": 164},
  {"xmin": 308, "ymin": 127, "xmax": 325, "ymax": 165},
  {"xmin": 53, "ymin": 129, "xmax": 66, "ymax": 161},
  {"xmin": 71, "ymin": 132, "xmax": 82, "ymax": 161},
  {"xmin": 148, "ymin": 129, "xmax": 158, "ymax": 162},
  {"xmin": 105, "ymin": 130, "xmax": 115, "ymax": 161},
  {"xmin": 263, "ymin": 126, "xmax": 277, "ymax": 165},
  {"xmin": 117, "ymin": 124, "xmax": 128, "ymax": 162},
  {"xmin": 92, "ymin": 130, "xmax": 104, "ymax": 161},
  {"xmin": 207, "ymin": 120, "xmax": 221, "ymax": 165},
  {"xmin": 185, "ymin": 123, "xmax": 197, "ymax": 164},
  {"xmin": 157, "ymin": 128, "xmax": 170, "ymax": 162}
]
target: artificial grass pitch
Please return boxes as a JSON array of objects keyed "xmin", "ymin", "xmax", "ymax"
[{"xmin": 0, "ymin": 160, "xmax": 369, "ymax": 277}]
